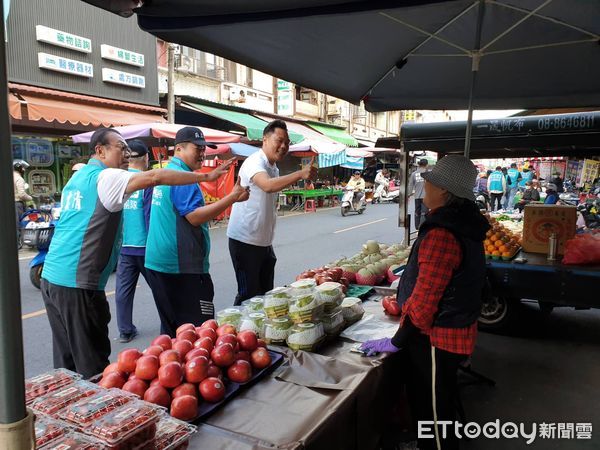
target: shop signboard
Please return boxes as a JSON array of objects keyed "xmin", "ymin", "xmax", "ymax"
[
  {"xmin": 102, "ymin": 68, "xmax": 145, "ymax": 88},
  {"xmin": 277, "ymin": 80, "xmax": 293, "ymax": 116},
  {"xmin": 566, "ymin": 160, "xmax": 582, "ymax": 182},
  {"xmin": 35, "ymin": 25, "xmax": 92, "ymax": 53},
  {"xmin": 578, "ymin": 159, "xmax": 600, "ymax": 189},
  {"xmin": 100, "ymin": 44, "xmax": 145, "ymax": 67},
  {"xmin": 38, "ymin": 52, "xmax": 93, "ymax": 78},
  {"xmin": 12, "ymin": 137, "xmax": 25, "ymax": 160},
  {"xmin": 57, "ymin": 144, "xmax": 82, "ymax": 159},
  {"xmin": 25, "ymin": 138, "xmax": 55, "ymax": 167}
]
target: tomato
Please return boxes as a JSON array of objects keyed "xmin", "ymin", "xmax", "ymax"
[
  {"xmin": 143, "ymin": 345, "xmax": 164, "ymax": 358},
  {"xmin": 211, "ymin": 343, "xmax": 236, "ymax": 367},
  {"xmin": 185, "ymin": 347, "xmax": 210, "ymax": 363},
  {"xmin": 98, "ymin": 372, "xmax": 126, "ymax": 389},
  {"xmin": 151, "ymin": 334, "xmax": 173, "ymax": 351},
  {"xmin": 382, "ymin": 296, "xmax": 401, "ymax": 316},
  {"xmin": 184, "ymin": 356, "xmax": 209, "ymax": 383},
  {"xmin": 117, "ymin": 348, "xmax": 142, "ymax": 373},
  {"xmin": 200, "ymin": 319, "xmax": 219, "ymax": 330},
  {"xmin": 236, "ymin": 330, "xmax": 258, "ymax": 352},
  {"xmin": 234, "ymin": 351, "xmax": 250, "ymax": 362},
  {"xmin": 122, "ymin": 379, "xmax": 148, "ymax": 398},
  {"xmin": 171, "ymin": 395, "xmax": 198, "ymax": 421},
  {"xmin": 135, "ymin": 355, "xmax": 159, "ymax": 381},
  {"xmin": 102, "ymin": 362, "xmax": 123, "ymax": 378},
  {"xmin": 199, "ymin": 377, "xmax": 226, "ymax": 403},
  {"xmin": 159, "ymin": 349, "xmax": 181, "ymax": 366},
  {"xmin": 256, "ymin": 339, "xmax": 267, "ymax": 348},
  {"xmin": 172, "ymin": 383, "xmax": 197, "ymax": 399},
  {"xmin": 177, "ymin": 329, "xmax": 198, "ymax": 344},
  {"xmin": 207, "ymin": 364, "xmax": 222, "ymax": 379},
  {"xmin": 144, "ymin": 385, "xmax": 171, "ymax": 408},
  {"xmin": 216, "ymin": 324, "xmax": 237, "ymax": 337},
  {"xmin": 227, "ymin": 360, "xmax": 252, "ymax": 383},
  {"xmin": 194, "ymin": 337, "xmax": 215, "ymax": 353},
  {"xmin": 158, "ymin": 362, "xmax": 183, "ymax": 389},
  {"xmin": 172, "ymin": 340, "xmax": 194, "ymax": 359},
  {"xmin": 197, "ymin": 327, "xmax": 217, "ymax": 342},
  {"xmin": 176, "ymin": 323, "xmax": 196, "ymax": 335},
  {"xmin": 215, "ymin": 334, "xmax": 238, "ymax": 350},
  {"xmin": 250, "ymin": 348, "xmax": 271, "ymax": 369}
]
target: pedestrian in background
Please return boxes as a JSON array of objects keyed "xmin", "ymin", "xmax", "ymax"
[
  {"xmin": 114, "ymin": 140, "xmax": 151, "ymax": 343},
  {"xmin": 487, "ymin": 166, "xmax": 506, "ymax": 211},
  {"xmin": 227, "ymin": 120, "xmax": 317, "ymax": 305},
  {"xmin": 41, "ymin": 128, "xmax": 219, "ymax": 378},
  {"xmin": 408, "ymin": 158, "xmax": 429, "ymax": 229},
  {"xmin": 145, "ymin": 127, "xmax": 249, "ymax": 336},
  {"xmin": 505, "ymin": 163, "xmax": 522, "ymax": 210},
  {"xmin": 551, "ymin": 172, "xmax": 564, "ymax": 193}
]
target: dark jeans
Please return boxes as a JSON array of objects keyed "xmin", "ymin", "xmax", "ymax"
[
  {"xmin": 41, "ymin": 279, "xmax": 111, "ymax": 378},
  {"xmin": 229, "ymin": 238, "xmax": 277, "ymax": 306},
  {"xmin": 414, "ymin": 198, "xmax": 428, "ymax": 229},
  {"xmin": 115, "ymin": 254, "xmax": 148, "ymax": 335},
  {"xmin": 146, "ymin": 270, "xmax": 214, "ymax": 337},
  {"xmin": 406, "ymin": 333, "xmax": 466, "ymax": 450},
  {"xmin": 490, "ymin": 193, "xmax": 503, "ymax": 211}
]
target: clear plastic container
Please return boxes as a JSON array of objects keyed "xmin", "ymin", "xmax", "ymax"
[
  {"xmin": 241, "ymin": 297, "xmax": 264, "ymax": 313},
  {"xmin": 61, "ymin": 389, "xmax": 134, "ymax": 429},
  {"xmin": 26, "ymin": 369, "xmax": 81, "ymax": 405},
  {"xmin": 85, "ymin": 400, "xmax": 162, "ymax": 449},
  {"xmin": 341, "ymin": 297, "xmax": 365, "ymax": 325},
  {"xmin": 38, "ymin": 430, "xmax": 105, "ymax": 449},
  {"xmin": 315, "ymin": 282, "xmax": 344, "ymax": 312},
  {"xmin": 238, "ymin": 312, "xmax": 266, "ymax": 336},
  {"xmin": 320, "ymin": 307, "xmax": 345, "ymax": 338},
  {"xmin": 154, "ymin": 414, "xmax": 198, "ymax": 450},
  {"xmin": 32, "ymin": 381, "xmax": 101, "ymax": 416},
  {"xmin": 286, "ymin": 322, "xmax": 325, "ymax": 352},
  {"xmin": 289, "ymin": 278, "xmax": 317, "ymax": 296},
  {"xmin": 288, "ymin": 293, "xmax": 321, "ymax": 324},
  {"xmin": 263, "ymin": 287, "xmax": 292, "ymax": 318},
  {"xmin": 216, "ymin": 307, "xmax": 243, "ymax": 328},
  {"xmin": 34, "ymin": 415, "xmax": 70, "ymax": 448},
  {"xmin": 263, "ymin": 317, "xmax": 293, "ymax": 345}
]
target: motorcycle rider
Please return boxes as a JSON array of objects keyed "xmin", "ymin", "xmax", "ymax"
[
  {"xmin": 13, "ymin": 159, "xmax": 32, "ymax": 231},
  {"xmin": 346, "ymin": 171, "xmax": 366, "ymax": 203},
  {"xmin": 374, "ymin": 168, "xmax": 390, "ymax": 203}
]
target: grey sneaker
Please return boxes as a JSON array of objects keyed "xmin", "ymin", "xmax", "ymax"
[{"xmin": 119, "ymin": 330, "xmax": 138, "ymax": 343}]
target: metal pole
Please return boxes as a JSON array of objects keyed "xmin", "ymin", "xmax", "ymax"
[
  {"xmin": 167, "ymin": 43, "xmax": 176, "ymax": 123},
  {"xmin": 464, "ymin": 0, "xmax": 485, "ymax": 159},
  {"xmin": 0, "ymin": 1, "xmax": 27, "ymax": 424}
]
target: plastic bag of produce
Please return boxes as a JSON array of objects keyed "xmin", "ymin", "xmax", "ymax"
[
  {"xmin": 320, "ymin": 307, "xmax": 345, "ymax": 338},
  {"xmin": 289, "ymin": 278, "xmax": 317, "ymax": 296},
  {"xmin": 238, "ymin": 312, "xmax": 266, "ymax": 336},
  {"xmin": 263, "ymin": 317, "xmax": 294, "ymax": 345},
  {"xmin": 264, "ymin": 287, "xmax": 292, "ymax": 318},
  {"xmin": 562, "ymin": 233, "xmax": 600, "ymax": 265},
  {"xmin": 241, "ymin": 297, "xmax": 264, "ymax": 313},
  {"xmin": 341, "ymin": 297, "xmax": 365, "ymax": 325},
  {"xmin": 216, "ymin": 308, "xmax": 243, "ymax": 328},
  {"xmin": 315, "ymin": 282, "xmax": 344, "ymax": 312},
  {"xmin": 286, "ymin": 322, "xmax": 325, "ymax": 352},
  {"xmin": 289, "ymin": 293, "xmax": 321, "ymax": 323}
]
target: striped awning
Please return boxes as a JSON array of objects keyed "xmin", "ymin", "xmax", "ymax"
[
  {"xmin": 341, "ymin": 156, "xmax": 364, "ymax": 170},
  {"xmin": 318, "ymin": 150, "xmax": 347, "ymax": 168}
]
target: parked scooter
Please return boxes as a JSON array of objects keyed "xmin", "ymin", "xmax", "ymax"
[
  {"xmin": 373, "ymin": 177, "xmax": 400, "ymax": 203},
  {"xmin": 341, "ymin": 187, "xmax": 366, "ymax": 216},
  {"xmin": 475, "ymin": 191, "xmax": 490, "ymax": 211},
  {"xmin": 28, "ymin": 203, "xmax": 60, "ymax": 289}
]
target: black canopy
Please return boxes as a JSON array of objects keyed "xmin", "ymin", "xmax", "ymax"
[{"xmin": 377, "ymin": 111, "xmax": 600, "ymax": 159}]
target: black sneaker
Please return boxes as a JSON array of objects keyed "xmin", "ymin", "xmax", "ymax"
[{"xmin": 119, "ymin": 330, "xmax": 138, "ymax": 343}]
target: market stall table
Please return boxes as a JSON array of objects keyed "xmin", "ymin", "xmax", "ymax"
[
  {"xmin": 187, "ymin": 300, "xmax": 403, "ymax": 450},
  {"xmin": 282, "ymin": 188, "xmax": 343, "ymax": 211}
]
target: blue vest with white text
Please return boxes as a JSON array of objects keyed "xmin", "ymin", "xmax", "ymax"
[
  {"xmin": 488, "ymin": 171, "xmax": 504, "ymax": 192},
  {"xmin": 122, "ymin": 169, "xmax": 147, "ymax": 248},
  {"xmin": 507, "ymin": 168, "xmax": 520, "ymax": 188}
]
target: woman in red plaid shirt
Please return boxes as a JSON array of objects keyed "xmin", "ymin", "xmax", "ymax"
[{"xmin": 362, "ymin": 155, "xmax": 490, "ymax": 450}]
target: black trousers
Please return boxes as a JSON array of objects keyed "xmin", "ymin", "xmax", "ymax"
[
  {"xmin": 414, "ymin": 198, "xmax": 428, "ymax": 229},
  {"xmin": 115, "ymin": 254, "xmax": 148, "ymax": 335},
  {"xmin": 406, "ymin": 333, "xmax": 466, "ymax": 450},
  {"xmin": 490, "ymin": 193, "xmax": 503, "ymax": 211},
  {"xmin": 146, "ymin": 270, "xmax": 214, "ymax": 337},
  {"xmin": 229, "ymin": 238, "xmax": 277, "ymax": 306},
  {"xmin": 40, "ymin": 279, "xmax": 111, "ymax": 378}
]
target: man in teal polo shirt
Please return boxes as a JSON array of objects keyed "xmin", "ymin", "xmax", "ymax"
[
  {"xmin": 487, "ymin": 166, "xmax": 506, "ymax": 211},
  {"xmin": 145, "ymin": 127, "xmax": 250, "ymax": 336},
  {"xmin": 114, "ymin": 140, "xmax": 152, "ymax": 343},
  {"xmin": 504, "ymin": 163, "xmax": 522, "ymax": 210},
  {"xmin": 41, "ymin": 128, "xmax": 232, "ymax": 378}
]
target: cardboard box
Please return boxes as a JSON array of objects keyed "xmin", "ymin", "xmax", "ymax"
[{"xmin": 522, "ymin": 204, "xmax": 577, "ymax": 255}]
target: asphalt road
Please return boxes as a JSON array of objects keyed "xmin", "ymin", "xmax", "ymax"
[{"xmin": 16, "ymin": 201, "xmax": 600, "ymax": 448}]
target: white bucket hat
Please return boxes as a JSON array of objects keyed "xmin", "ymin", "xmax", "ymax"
[{"xmin": 422, "ymin": 155, "xmax": 477, "ymax": 201}]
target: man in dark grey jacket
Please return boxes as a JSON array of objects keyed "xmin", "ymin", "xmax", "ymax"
[{"xmin": 408, "ymin": 158, "xmax": 429, "ymax": 229}]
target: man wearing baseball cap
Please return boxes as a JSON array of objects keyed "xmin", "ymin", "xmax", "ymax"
[
  {"xmin": 145, "ymin": 127, "xmax": 250, "ymax": 336},
  {"xmin": 114, "ymin": 140, "xmax": 151, "ymax": 343},
  {"xmin": 362, "ymin": 155, "xmax": 490, "ymax": 449}
]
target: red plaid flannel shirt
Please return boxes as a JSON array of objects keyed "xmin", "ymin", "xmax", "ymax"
[{"xmin": 401, "ymin": 227, "xmax": 478, "ymax": 355}]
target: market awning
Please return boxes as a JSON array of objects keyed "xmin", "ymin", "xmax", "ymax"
[
  {"xmin": 306, "ymin": 121, "xmax": 358, "ymax": 147},
  {"xmin": 229, "ymin": 142, "xmax": 260, "ymax": 157},
  {"xmin": 8, "ymin": 93, "xmax": 21, "ymax": 120},
  {"xmin": 183, "ymin": 101, "xmax": 304, "ymax": 144},
  {"xmin": 341, "ymin": 156, "xmax": 364, "ymax": 171}
]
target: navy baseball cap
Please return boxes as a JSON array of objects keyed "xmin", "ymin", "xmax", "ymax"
[
  {"xmin": 127, "ymin": 139, "xmax": 149, "ymax": 157},
  {"xmin": 175, "ymin": 126, "xmax": 217, "ymax": 148}
]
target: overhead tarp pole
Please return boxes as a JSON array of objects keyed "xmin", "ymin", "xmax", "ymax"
[
  {"xmin": 0, "ymin": 2, "xmax": 33, "ymax": 448},
  {"xmin": 464, "ymin": 0, "xmax": 485, "ymax": 159}
]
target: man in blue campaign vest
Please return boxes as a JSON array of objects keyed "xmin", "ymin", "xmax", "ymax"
[
  {"xmin": 519, "ymin": 165, "xmax": 533, "ymax": 189},
  {"xmin": 114, "ymin": 140, "xmax": 152, "ymax": 343},
  {"xmin": 41, "ymin": 128, "xmax": 232, "ymax": 378},
  {"xmin": 505, "ymin": 163, "xmax": 522, "ymax": 210},
  {"xmin": 145, "ymin": 127, "xmax": 250, "ymax": 337},
  {"xmin": 487, "ymin": 166, "xmax": 506, "ymax": 211}
]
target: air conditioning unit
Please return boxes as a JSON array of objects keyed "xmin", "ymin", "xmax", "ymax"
[{"xmin": 177, "ymin": 56, "xmax": 193, "ymax": 72}]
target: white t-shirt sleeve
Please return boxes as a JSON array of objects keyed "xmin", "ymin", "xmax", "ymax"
[
  {"xmin": 97, "ymin": 168, "xmax": 134, "ymax": 212},
  {"xmin": 245, "ymin": 156, "xmax": 269, "ymax": 185}
]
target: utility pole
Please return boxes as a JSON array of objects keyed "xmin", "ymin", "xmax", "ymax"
[{"xmin": 167, "ymin": 43, "xmax": 176, "ymax": 123}]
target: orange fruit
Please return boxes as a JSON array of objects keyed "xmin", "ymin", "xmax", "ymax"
[
  {"xmin": 502, "ymin": 251, "xmax": 511, "ymax": 257},
  {"xmin": 495, "ymin": 240, "xmax": 504, "ymax": 248},
  {"xmin": 492, "ymin": 250, "xmax": 501, "ymax": 256},
  {"xmin": 483, "ymin": 239, "xmax": 492, "ymax": 247},
  {"xmin": 487, "ymin": 245, "xmax": 496, "ymax": 253},
  {"xmin": 499, "ymin": 245, "xmax": 508, "ymax": 253},
  {"xmin": 490, "ymin": 235, "xmax": 498, "ymax": 242}
]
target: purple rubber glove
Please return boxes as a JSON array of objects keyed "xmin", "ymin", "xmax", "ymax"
[{"xmin": 360, "ymin": 338, "xmax": 401, "ymax": 356}]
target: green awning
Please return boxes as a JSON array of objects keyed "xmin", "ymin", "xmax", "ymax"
[
  {"xmin": 184, "ymin": 102, "xmax": 304, "ymax": 144},
  {"xmin": 306, "ymin": 121, "xmax": 358, "ymax": 147}
]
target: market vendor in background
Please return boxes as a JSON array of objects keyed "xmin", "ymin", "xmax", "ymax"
[
  {"xmin": 114, "ymin": 140, "xmax": 152, "ymax": 344},
  {"xmin": 227, "ymin": 120, "xmax": 317, "ymax": 306},
  {"xmin": 544, "ymin": 183, "xmax": 559, "ymax": 205},
  {"xmin": 408, "ymin": 159, "xmax": 429, "ymax": 229},
  {"xmin": 518, "ymin": 164, "xmax": 534, "ymax": 189},
  {"xmin": 487, "ymin": 166, "xmax": 506, "ymax": 211},
  {"xmin": 145, "ymin": 127, "xmax": 249, "ymax": 336},
  {"xmin": 515, "ymin": 181, "xmax": 540, "ymax": 212},
  {"xmin": 361, "ymin": 155, "xmax": 490, "ymax": 450},
  {"xmin": 41, "ymin": 128, "xmax": 224, "ymax": 378}
]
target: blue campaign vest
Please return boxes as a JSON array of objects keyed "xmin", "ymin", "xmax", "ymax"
[
  {"xmin": 122, "ymin": 169, "xmax": 147, "ymax": 248},
  {"xmin": 519, "ymin": 171, "xmax": 532, "ymax": 187},
  {"xmin": 507, "ymin": 168, "xmax": 520, "ymax": 188},
  {"xmin": 145, "ymin": 158, "xmax": 210, "ymax": 274},
  {"xmin": 488, "ymin": 171, "xmax": 504, "ymax": 191},
  {"xmin": 42, "ymin": 160, "xmax": 123, "ymax": 290}
]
